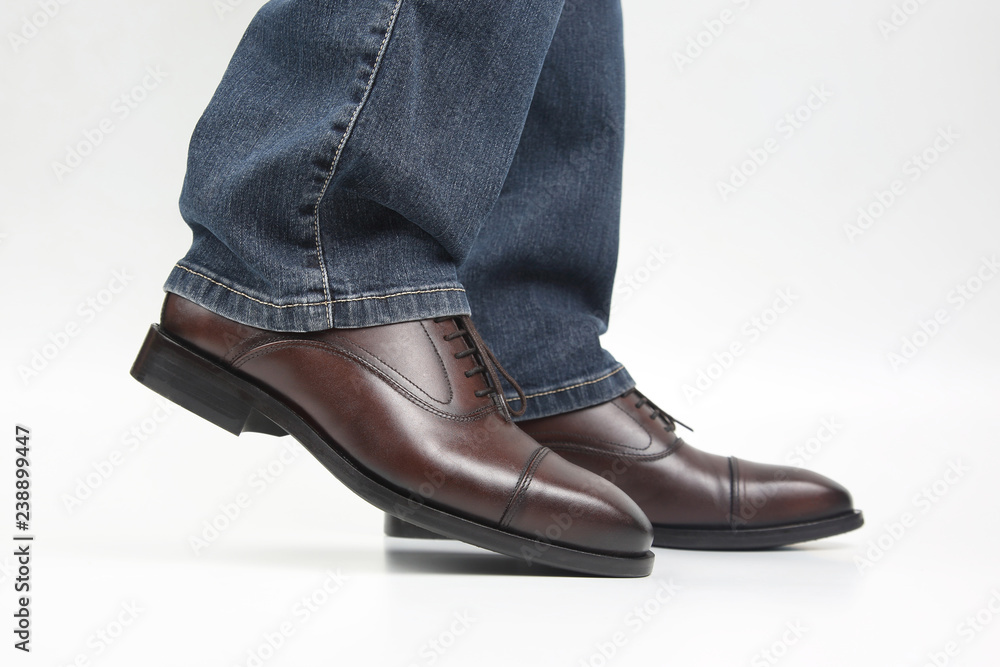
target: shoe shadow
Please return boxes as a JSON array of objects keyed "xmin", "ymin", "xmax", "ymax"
[
  {"xmin": 383, "ymin": 538, "xmax": 593, "ymax": 577},
  {"xmin": 185, "ymin": 539, "xmax": 590, "ymax": 577}
]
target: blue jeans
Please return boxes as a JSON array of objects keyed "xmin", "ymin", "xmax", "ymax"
[{"xmin": 165, "ymin": 0, "xmax": 635, "ymax": 419}]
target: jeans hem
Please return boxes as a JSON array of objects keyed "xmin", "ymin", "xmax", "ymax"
[
  {"xmin": 164, "ymin": 263, "xmax": 470, "ymax": 332},
  {"xmin": 510, "ymin": 364, "xmax": 636, "ymax": 421}
]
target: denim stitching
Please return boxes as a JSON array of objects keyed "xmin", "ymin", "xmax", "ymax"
[
  {"xmin": 174, "ymin": 264, "xmax": 464, "ymax": 308},
  {"xmin": 311, "ymin": 0, "xmax": 405, "ymax": 326},
  {"xmin": 519, "ymin": 365, "xmax": 626, "ymax": 400}
]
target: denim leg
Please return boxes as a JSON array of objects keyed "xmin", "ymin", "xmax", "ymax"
[
  {"xmin": 459, "ymin": 0, "xmax": 635, "ymax": 419},
  {"xmin": 166, "ymin": 0, "xmax": 566, "ymax": 331}
]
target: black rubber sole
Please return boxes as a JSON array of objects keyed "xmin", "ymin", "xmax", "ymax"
[
  {"xmin": 386, "ymin": 510, "xmax": 864, "ymax": 551},
  {"xmin": 652, "ymin": 511, "xmax": 864, "ymax": 550},
  {"xmin": 130, "ymin": 325, "xmax": 653, "ymax": 577}
]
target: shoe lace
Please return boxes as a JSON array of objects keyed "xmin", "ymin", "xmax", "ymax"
[
  {"xmin": 625, "ymin": 389, "xmax": 693, "ymax": 432},
  {"xmin": 434, "ymin": 315, "xmax": 526, "ymax": 420}
]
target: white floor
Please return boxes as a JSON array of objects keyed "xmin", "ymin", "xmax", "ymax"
[
  {"xmin": 28, "ymin": 457, "xmax": 1000, "ymax": 667},
  {"xmin": 10, "ymin": 360, "xmax": 999, "ymax": 667}
]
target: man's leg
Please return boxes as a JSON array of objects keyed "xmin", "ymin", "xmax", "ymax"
[
  {"xmin": 137, "ymin": 0, "xmax": 656, "ymax": 577},
  {"xmin": 169, "ymin": 0, "xmax": 567, "ymax": 331},
  {"xmin": 451, "ymin": 0, "xmax": 864, "ymax": 549},
  {"xmin": 459, "ymin": 0, "xmax": 634, "ymax": 420}
]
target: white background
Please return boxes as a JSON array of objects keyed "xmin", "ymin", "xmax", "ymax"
[{"xmin": 2, "ymin": 0, "xmax": 999, "ymax": 665}]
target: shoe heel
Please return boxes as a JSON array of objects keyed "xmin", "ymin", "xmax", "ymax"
[
  {"xmin": 130, "ymin": 325, "xmax": 286, "ymax": 437},
  {"xmin": 383, "ymin": 513, "xmax": 446, "ymax": 539}
]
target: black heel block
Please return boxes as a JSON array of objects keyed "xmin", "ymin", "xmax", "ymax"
[
  {"xmin": 129, "ymin": 325, "xmax": 287, "ymax": 437},
  {"xmin": 384, "ymin": 513, "xmax": 445, "ymax": 539}
]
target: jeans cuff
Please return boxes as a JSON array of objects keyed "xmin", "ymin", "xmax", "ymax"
[
  {"xmin": 509, "ymin": 364, "xmax": 636, "ymax": 421},
  {"xmin": 165, "ymin": 263, "xmax": 470, "ymax": 331}
]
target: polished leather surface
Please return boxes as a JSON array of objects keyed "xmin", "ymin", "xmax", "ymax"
[
  {"xmin": 519, "ymin": 391, "xmax": 854, "ymax": 529},
  {"xmin": 160, "ymin": 294, "xmax": 652, "ymax": 554}
]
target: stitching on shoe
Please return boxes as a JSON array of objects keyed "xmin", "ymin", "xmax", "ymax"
[
  {"xmin": 499, "ymin": 447, "xmax": 551, "ymax": 529},
  {"xmin": 525, "ymin": 403, "xmax": 657, "ymax": 454},
  {"xmin": 611, "ymin": 400, "xmax": 655, "ymax": 451},
  {"xmin": 525, "ymin": 428, "xmax": 652, "ymax": 453},
  {"xmin": 419, "ymin": 321, "xmax": 454, "ymax": 403},
  {"xmin": 224, "ymin": 334, "xmax": 287, "ymax": 364},
  {"xmin": 728, "ymin": 457, "xmax": 739, "ymax": 531},
  {"xmin": 233, "ymin": 339, "xmax": 496, "ymax": 423},
  {"xmin": 545, "ymin": 438, "xmax": 684, "ymax": 462},
  {"xmin": 321, "ymin": 326, "xmax": 453, "ymax": 405}
]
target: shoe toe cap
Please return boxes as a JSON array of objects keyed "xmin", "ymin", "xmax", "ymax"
[
  {"xmin": 503, "ymin": 450, "xmax": 654, "ymax": 556},
  {"xmin": 734, "ymin": 459, "xmax": 855, "ymax": 528}
]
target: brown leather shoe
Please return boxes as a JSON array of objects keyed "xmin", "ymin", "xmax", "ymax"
[
  {"xmin": 130, "ymin": 295, "xmax": 654, "ymax": 576},
  {"xmin": 387, "ymin": 389, "xmax": 863, "ymax": 550}
]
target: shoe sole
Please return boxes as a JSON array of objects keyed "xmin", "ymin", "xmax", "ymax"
[
  {"xmin": 651, "ymin": 511, "xmax": 864, "ymax": 550},
  {"xmin": 385, "ymin": 510, "xmax": 864, "ymax": 551},
  {"xmin": 130, "ymin": 325, "xmax": 654, "ymax": 577}
]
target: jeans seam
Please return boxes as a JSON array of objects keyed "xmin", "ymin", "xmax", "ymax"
[
  {"xmin": 173, "ymin": 263, "xmax": 464, "ymax": 308},
  {"xmin": 311, "ymin": 0, "xmax": 406, "ymax": 327},
  {"xmin": 519, "ymin": 365, "xmax": 626, "ymax": 400}
]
